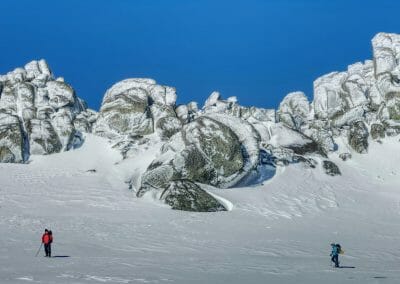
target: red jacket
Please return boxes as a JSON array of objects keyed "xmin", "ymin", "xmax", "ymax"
[{"xmin": 42, "ymin": 233, "xmax": 52, "ymax": 244}]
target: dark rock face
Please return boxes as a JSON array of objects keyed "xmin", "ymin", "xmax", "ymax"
[
  {"xmin": 286, "ymin": 139, "xmax": 327, "ymax": 157},
  {"xmin": 370, "ymin": 123, "xmax": 385, "ymax": 140},
  {"xmin": 349, "ymin": 121, "xmax": 369, "ymax": 153},
  {"xmin": 160, "ymin": 180, "xmax": 226, "ymax": 212},
  {"xmin": 339, "ymin": 153, "xmax": 352, "ymax": 161},
  {"xmin": 322, "ymin": 160, "xmax": 341, "ymax": 176}
]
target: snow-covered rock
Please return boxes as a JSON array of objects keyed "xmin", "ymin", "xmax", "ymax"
[
  {"xmin": 278, "ymin": 91, "xmax": 310, "ymax": 130},
  {"xmin": 27, "ymin": 119, "xmax": 62, "ymax": 155},
  {"xmin": 322, "ymin": 160, "xmax": 341, "ymax": 176},
  {"xmin": 138, "ymin": 116, "xmax": 247, "ymax": 196},
  {"xmin": 349, "ymin": 121, "xmax": 369, "ymax": 153},
  {"xmin": 0, "ymin": 60, "xmax": 94, "ymax": 162},
  {"xmin": 93, "ymin": 79, "xmax": 181, "ymax": 146},
  {"xmin": 339, "ymin": 152, "xmax": 352, "ymax": 161},
  {"xmin": 160, "ymin": 180, "xmax": 226, "ymax": 212},
  {"xmin": 370, "ymin": 123, "xmax": 385, "ymax": 140},
  {"xmin": 4, "ymin": 32, "xmax": 400, "ymax": 211},
  {"xmin": 0, "ymin": 113, "xmax": 24, "ymax": 162},
  {"xmin": 372, "ymin": 33, "xmax": 400, "ymax": 100}
]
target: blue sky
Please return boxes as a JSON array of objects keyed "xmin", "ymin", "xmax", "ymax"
[{"xmin": 0, "ymin": 0, "xmax": 399, "ymax": 110}]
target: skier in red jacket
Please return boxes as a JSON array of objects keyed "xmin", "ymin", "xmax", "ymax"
[{"xmin": 42, "ymin": 229, "xmax": 53, "ymax": 257}]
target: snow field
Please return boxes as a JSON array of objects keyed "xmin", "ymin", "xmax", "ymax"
[{"xmin": 1, "ymin": 135, "xmax": 400, "ymax": 283}]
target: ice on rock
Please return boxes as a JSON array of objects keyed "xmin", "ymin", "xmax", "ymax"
[
  {"xmin": 313, "ymin": 72, "xmax": 348, "ymax": 119},
  {"xmin": 176, "ymin": 102, "xmax": 199, "ymax": 124},
  {"xmin": 278, "ymin": 91, "xmax": 310, "ymax": 130},
  {"xmin": 204, "ymin": 113, "xmax": 260, "ymax": 174},
  {"xmin": 38, "ymin": 59, "xmax": 52, "ymax": 77},
  {"xmin": 175, "ymin": 104, "xmax": 189, "ymax": 122},
  {"xmin": 94, "ymin": 78, "xmax": 181, "ymax": 145},
  {"xmin": 24, "ymin": 61, "xmax": 42, "ymax": 80},
  {"xmin": 46, "ymin": 81, "xmax": 75, "ymax": 109},
  {"xmin": 27, "ymin": 119, "xmax": 62, "ymax": 155},
  {"xmin": 155, "ymin": 116, "xmax": 182, "ymax": 140},
  {"xmin": 0, "ymin": 113, "xmax": 24, "ymax": 162},
  {"xmin": 0, "ymin": 60, "xmax": 94, "ymax": 162},
  {"xmin": 372, "ymin": 33, "xmax": 400, "ymax": 103},
  {"xmin": 349, "ymin": 121, "xmax": 369, "ymax": 153},
  {"xmin": 204, "ymin": 91, "xmax": 221, "ymax": 108},
  {"xmin": 332, "ymin": 106, "xmax": 365, "ymax": 127},
  {"xmin": 94, "ymin": 85, "xmax": 153, "ymax": 139},
  {"xmin": 74, "ymin": 109, "xmax": 98, "ymax": 133},
  {"xmin": 4, "ymin": 32, "xmax": 400, "ymax": 210},
  {"xmin": 138, "ymin": 116, "xmax": 251, "ymax": 196},
  {"xmin": 370, "ymin": 123, "xmax": 386, "ymax": 140}
]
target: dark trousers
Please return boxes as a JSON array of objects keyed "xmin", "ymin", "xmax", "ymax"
[
  {"xmin": 44, "ymin": 243, "xmax": 51, "ymax": 257},
  {"xmin": 331, "ymin": 255, "xmax": 339, "ymax": 267}
]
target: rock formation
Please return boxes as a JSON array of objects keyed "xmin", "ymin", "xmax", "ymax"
[
  {"xmin": 3, "ymin": 32, "xmax": 400, "ymax": 211},
  {"xmin": 0, "ymin": 60, "xmax": 96, "ymax": 162}
]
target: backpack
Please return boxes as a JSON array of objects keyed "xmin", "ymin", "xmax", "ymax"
[
  {"xmin": 49, "ymin": 231, "xmax": 53, "ymax": 243},
  {"xmin": 336, "ymin": 244, "xmax": 343, "ymax": 254}
]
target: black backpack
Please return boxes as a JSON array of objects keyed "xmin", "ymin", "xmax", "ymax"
[{"xmin": 336, "ymin": 244, "xmax": 343, "ymax": 254}]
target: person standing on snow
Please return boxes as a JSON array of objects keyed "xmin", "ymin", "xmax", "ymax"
[
  {"xmin": 330, "ymin": 243, "xmax": 340, "ymax": 267},
  {"xmin": 42, "ymin": 229, "xmax": 53, "ymax": 257}
]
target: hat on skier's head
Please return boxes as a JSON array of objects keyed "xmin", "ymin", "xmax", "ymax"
[{"xmin": 45, "ymin": 229, "xmax": 48, "ymax": 232}]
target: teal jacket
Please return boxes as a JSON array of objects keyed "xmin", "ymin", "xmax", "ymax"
[{"xmin": 330, "ymin": 245, "xmax": 339, "ymax": 257}]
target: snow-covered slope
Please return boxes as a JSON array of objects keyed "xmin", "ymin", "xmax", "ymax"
[
  {"xmin": 2, "ymin": 31, "xmax": 400, "ymax": 282},
  {"xmin": 1, "ymin": 134, "xmax": 400, "ymax": 283}
]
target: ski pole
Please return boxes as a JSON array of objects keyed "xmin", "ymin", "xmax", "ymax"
[{"xmin": 35, "ymin": 243, "xmax": 43, "ymax": 257}]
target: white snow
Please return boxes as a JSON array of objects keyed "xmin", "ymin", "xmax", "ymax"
[{"xmin": 1, "ymin": 134, "xmax": 400, "ymax": 283}]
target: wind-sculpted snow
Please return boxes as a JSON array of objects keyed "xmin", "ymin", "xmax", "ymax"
[{"xmin": 0, "ymin": 60, "xmax": 96, "ymax": 162}]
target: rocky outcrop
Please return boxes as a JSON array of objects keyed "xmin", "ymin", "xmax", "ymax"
[
  {"xmin": 0, "ymin": 60, "xmax": 95, "ymax": 161},
  {"xmin": 322, "ymin": 160, "xmax": 341, "ymax": 176},
  {"xmin": 349, "ymin": 121, "xmax": 369, "ymax": 153},
  {"xmin": 0, "ymin": 113, "xmax": 24, "ymax": 162},
  {"xmin": 137, "ymin": 116, "xmax": 250, "ymax": 196},
  {"xmin": 160, "ymin": 180, "xmax": 226, "ymax": 212},
  {"xmin": 278, "ymin": 92, "xmax": 310, "ymax": 130},
  {"xmin": 339, "ymin": 153, "xmax": 352, "ymax": 161},
  {"xmin": 93, "ymin": 79, "xmax": 182, "ymax": 149},
  {"xmin": 93, "ymin": 79, "xmax": 155, "ymax": 139},
  {"xmin": 4, "ymin": 32, "xmax": 400, "ymax": 211},
  {"xmin": 370, "ymin": 123, "xmax": 385, "ymax": 140}
]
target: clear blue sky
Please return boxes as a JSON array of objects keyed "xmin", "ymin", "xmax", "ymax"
[{"xmin": 0, "ymin": 0, "xmax": 399, "ymax": 110}]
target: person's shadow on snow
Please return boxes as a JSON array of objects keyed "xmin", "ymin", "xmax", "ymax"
[{"xmin": 51, "ymin": 255, "xmax": 71, "ymax": 258}]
